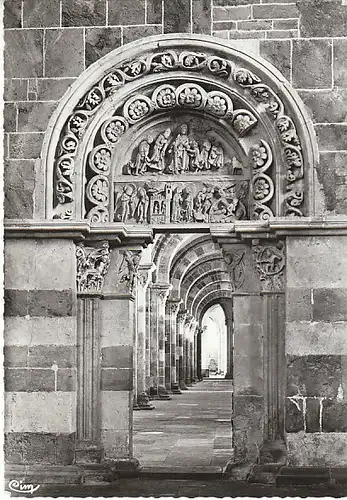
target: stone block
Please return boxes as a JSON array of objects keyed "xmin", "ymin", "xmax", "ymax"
[
  {"xmin": 334, "ymin": 39, "xmax": 347, "ymax": 87},
  {"xmin": 312, "ymin": 289, "xmax": 347, "ymax": 322},
  {"xmin": 85, "ymin": 28, "xmax": 122, "ymax": 67},
  {"xmin": 101, "ymin": 391, "xmax": 130, "ymax": 430},
  {"xmin": 57, "ymin": 369, "xmax": 76, "ymax": 391},
  {"xmin": 287, "ymin": 354, "xmax": 342, "ymax": 398},
  {"xmin": 55, "ymin": 433, "xmax": 75, "ymax": 465},
  {"xmin": 44, "ymin": 29, "xmax": 84, "ymax": 78},
  {"xmin": 253, "ymin": 3, "xmax": 299, "ymax": 19},
  {"xmin": 285, "ymin": 397, "xmax": 304, "ymax": 433},
  {"xmin": 17, "ymin": 101, "xmax": 57, "ymax": 133},
  {"xmin": 214, "ymin": 21, "xmax": 237, "ymax": 30},
  {"xmin": 28, "ymin": 290, "xmax": 74, "ymax": 317},
  {"xmin": 287, "ymin": 237, "xmax": 347, "ymax": 289},
  {"xmin": 192, "ymin": 0, "xmax": 212, "ymax": 34},
  {"xmin": 322, "ymin": 399, "xmax": 347, "ymax": 432},
  {"xmin": 23, "ymin": 0, "xmax": 60, "ymax": 27},
  {"xmin": 101, "ymin": 368, "xmax": 133, "ymax": 391},
  {"xmin": 4, "ymin": 103, "xmax": 17, "ymax": 133},
  {"xmin": 292, "ymin": 40, "xmax": 332, "ymax": 89},
  {"xmin": 101, "ymin": 430, "xmax": 130, "ymax": 459},
  {"xmin": 4, "ymin": 79, "xmax": 28, "ymax": 101},
  {"xmin": 4, "ymin": 30, "xmax": 43, "ymax": 78},
  {"xmin": 287, "ymin": 432, "xmax": 347, "ymax": 467},
  {"xmin": 266, "ymin": 30, "xmax": 298, "ymax": 39},
  {"xmin": 123, "ymin": 25, "xmax": 162, "ymax": 44},
  {"xmin": 299, "ymin": 89, "xmax": 347, "ymax": 124},
  {"xmin": 36, "ymin": 78, "xmax": 75, "ymax": 101},
  {"xmin": 4, "ymin": 317, "xmax": 77, "ymax": 346},
  {"xmin": 298, "ymin": 0, "xmax": 347, "ymax": 38},
  {"xmin": 100, "ymin": 299, "xmax": 134, "ymax": 346},
  {"xmin": 4, "ymin": 346, "xmax": 28, "ymax": 367},
  {"xmin": 108, "ymin": 0, "xmax": 145, "ymax": 25},
  {"xmin": 214, "ymin": 6, "xmax": 251, "ymax": 21},
  {"xmin": 238, "ymin": 20, "xmax": 272, "ymax": 30},
  {"xmin": 28, "ymin": 346, "xmax": 76, "ymax": 367},
  {"xmin": 286, "ymin": 321, "xmax": 347, "ymax": 356},
  {"xmin": 34, "ymin": 239, "xmax": 76, "ymax": 290},
  {"xmin": 147, "ymin": 0, "xmax": 162, "ymax": 24},
  {"xmin": 260, "ymin": 39, "xmax": 291, "ymax": 82},
  {"xmin": 316, "ymin": 124, "xmax": 347, "ymax": 151},
  {"xmin": 164, "ymin": 0, "xmax": 190, "ymax": 33},
  {"xmin": 62, "ymin": 0, "xmax": 106, "ymax": 26},
  {"xmin": 5, "ymin": 368, "xmax": 55, "ymax": 392},
  {"xmin": 4, "ymin": 290, "xmax": 29, "ymax": 317},
  {"xmin": 306, "ymin": 397, "xmax": 321, "ymax": 433},
  {"xmin": 4, "ymin": 0, "xmax": 22, "ymax": 28},
  {"xmin": 273, "ymin": 19, "xmax": 298, "ymax": 30},
  {"xmin": 214, "ymin": 0, "xmax": 259, "ymax": 4},
  {"xmin": 5, "ymin": 239, "xmax": 36, "ymax": 289},
  {"xmin": 4, "ymin": 433, "xmax": 24, "ymax": 463},
  {"xmin": 101, "ymin": 346, "xmax": 133, "ymax": 368},
  {"xmin": 22, "ymin": 433, "xmax": 56, "ymax": 464},
  {"xmin": 233, "ymin": 354, "xmax": 263, "ymax": 396},
  {"xmin": 5, "ymin": 392, "xmax": 76, "ymax": 433},
  {"xmin": 233, "ymin": 295, "xmax": 263, "ymax": 326},
  {"xmin": 286, "ymin": 288, "xmax": 312, "ymax": 322},
  {"xmin": 8, "ymin": 133, "xmax": 44, "ymax": 159},
  {"xmin": 228, "ymin": 39, "xmax": 260, "ymax": 56}
]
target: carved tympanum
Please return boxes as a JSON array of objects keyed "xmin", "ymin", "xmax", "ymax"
[
  {"xmin": 252, "ymin": 241, "xmax": 285, "ymax": 291},
  {"xmin": 76, "ymin": 242, "xmax": 110, "ymax": 294}
]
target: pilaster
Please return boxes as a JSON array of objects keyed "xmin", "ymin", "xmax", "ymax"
[{"xmin": 166, "ymin": 298, "xmax": 182, "ymax": 394}]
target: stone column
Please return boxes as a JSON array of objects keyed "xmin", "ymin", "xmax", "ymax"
[
  {"xmin": 177, "ymin": 310, "xmax": 188, "ymax": 390},
  {"xmin": 145, "ymin": 286, "xmax": 151, "ymax": 390},
  {"xmin": 149, "ymin": 283, "xmax": 172, "ymax": 399},
  {"xmin": 133, "ymin": 264, "xmax": 155, "ymax": 411},
  {"xmin": 184, "ymin": 315, "xmax": 194, "ymax": 386},
  {"xmin": 74, "ymin": 241, "xmax": 110, "ymax": 464},
  {"xmin": 166, "ymin": 298, "xmax": 182, "ymax": 394},
  {"xmin": 196, "ymin": 328, "xmax": 203, "ymax": 381}
]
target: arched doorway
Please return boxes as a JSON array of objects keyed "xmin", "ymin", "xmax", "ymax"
[{"xmin": 201, "ymin": 304, "xmax": 227, "ymax": 379}]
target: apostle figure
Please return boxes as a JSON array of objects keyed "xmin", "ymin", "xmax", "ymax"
[
  {"xmin": 171, "ymin": 187, "xmax": 183, "ymax": 222},
  {"xmin": 172, "ymin": 123, "xmax": 191, "ymax": 174},
  {"xmin": 209, "ymin": 144, "xmax": 224, "ymax": 169},
  {"xmin": 136, "ymin": 186, "xmax": 149, "ymax": 223},
  {"xmin": 119, "ymin": 184, "xmax": 134, "ymax": 222},
  {"xmin": 150, "ymin": 128, "xmax": 171, "ymax": 172}
]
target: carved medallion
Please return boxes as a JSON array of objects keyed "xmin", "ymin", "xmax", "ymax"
[{"xmin": 253, "ymin": 241, "xmax": 285, "ymax": 291}]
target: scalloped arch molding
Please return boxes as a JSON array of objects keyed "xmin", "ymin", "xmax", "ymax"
[{"xmin": 42, "ymin": 34, "xmax": 318, "ymax": 223}]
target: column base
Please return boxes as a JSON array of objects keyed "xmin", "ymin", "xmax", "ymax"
[
  {"xmin": 171, "ymin": 382, "xmax": 182, "ymax": 394},
  {"xmin": 149, "ymin": 386, "xmax": 172, "ymax": 400},
  {"xmin": 185, "ymin": 379, "xmax": 193, "ymax": 386},
  {"xmin": 179, "ymin": 380, "xmax": 188, "ymax": 390},
  {"xmin": 74, "ymin": 441, "xmax": 103, "ymax": 464},
  {"xmin": 133, "ymin": 392, "xmax": 155, "ymax": 410}
]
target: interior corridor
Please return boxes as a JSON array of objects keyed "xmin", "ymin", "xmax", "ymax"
[{"xmin": 133, "ymin": 379, "xmax": 233, "ymax": 470}]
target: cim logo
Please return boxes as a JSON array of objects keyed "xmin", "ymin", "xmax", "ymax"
[{"xmin": 9, "ymin": 480, "xmax": 40, "ymax": 494}]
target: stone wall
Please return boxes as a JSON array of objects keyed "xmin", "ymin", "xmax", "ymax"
[
  {"xmin": 285, "ymin": 235, "xmax": 347, "ymax": 466},
  {"xmin": 4, "ymin": 0, "xmax": 347, "ymax": 219}
]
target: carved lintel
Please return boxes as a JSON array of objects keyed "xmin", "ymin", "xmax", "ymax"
[
  {"xmin": 252, "ymin": 240, "xmax": 285, "ymax": 291},
  {"xmin": 76, "ymin": 241, "xmax": 110, "ymax": 294},
  {"xmin": 118, "ymin": 249, "xmax": 142, "ymax": 293}
]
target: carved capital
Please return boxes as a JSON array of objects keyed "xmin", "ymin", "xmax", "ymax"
[
  {"xmin": 167, "ymin": 298, "xmax": 182, "ymax": 316},
  {"xmin": 76, "ymin": 241, "xmax": 110, "ymax": 294},
  {"xmin": 252, "ymin": 240, "xmax": 285, "ymax": 291},
  {"xmin": 222, "ymin": 248, "xmax": 246, "ymax": 290},
  {"xmin": 118, "ymin": 249, "xmax": 142, "ymax": 293}
]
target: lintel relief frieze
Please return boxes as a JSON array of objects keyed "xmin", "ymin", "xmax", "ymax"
[{"xmin": 50, "ymin": 42, "xmax": 310, "ymax": 223}]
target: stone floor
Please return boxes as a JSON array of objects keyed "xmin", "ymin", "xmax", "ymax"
[{"xmin": 133, "ymin": 379, "xmax": 234, "ymax": 470}]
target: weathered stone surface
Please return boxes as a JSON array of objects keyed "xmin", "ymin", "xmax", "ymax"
[
  {"xmin": 192, "ymin": 0, "xmax": 212, "ymax": 34},
  {"xmin": 57, "ymin": 369, "xmax": 77, "ymax": 391},
  {"xmin": 322, "ymin": 399, "xmax": 347, "ymax": 432},
  {"xmin": 253, "ymin": 3, "xmax": 299, "ymax": 19},
  {"xmin": 233, "ymin": 395, "xmax": 263, "ymax": 461},
  {"xmin": 4, "ymin": 346, "xmax": 29, "ymax": 367},
  {"xmin": 17, "ymin": 102, "xmax": 57, "ymax": 132},
  {"xmin": 36, "ymin": 78, "xmax": 75, "ymax": 101},
  {"xmin": 260, "ymin": 40, "xmax": 291, "ymax": 82},
  {"xmin": 266, "ymin": 30, "xmax": 298, "ymax": 39},
  {"xmin": 316, "ymin": 124, "xmax": 347, "ymax": 151},
  {"xmin": 287, "ymin": 355, "xmax": 342, "ymax": 398},
  {"xmin": 4, "ymin": 79, "xmax": 28, "ymax": 101},
  {"xmin": 4, "ymin": 290, "xmax": 29, "ymax": 317},
  {"xmin": 4, "ymin": 0, "xmax": 22, "ymax": 28},
  {"xmin": 8, "ymin": 133, "xmax": 44, "ymax": 159},
  {"xmin": 101, "ymin": 391, "xmax": 129, "ymax": 430},
  {"xmin": 234, "ymin": 354, "xmax": 263, "ymax": 396},
  {"xmin": 300, "ymin": 89, "xmax": 347, "ymax": 124},
  {"xmin": 5, "ymin": 368, "xmax": 55, "ymax": 392},
  {"xmin": 313, "ymin": 289, "xmax": 347, "ymax": 322},
  {"xmin": 286, "ymin": 288, "xmax": 312, "ymax": 322},
  {"xmin": 101, "ymin": 368, "xmax": 133, "ymax": 391},
  {"xmin": 5, "ymin": 392, "xmax": 76, "ymax": 433},
  {"xmin": 4, "ymin": 317, "xmax": 76, "ymax": 346},
  {"xmin": 306, "ymin": 397, "xmax": 321, "ymax": 433},
  {"xmin": 238, "ymin": 20, "xmax": 272, "ymax": 30},
  {"xmin": 28, "ymin": 346, "xmax": 76, "ymax": 367},
  {"xmin": 44, "ymin": 29, "xmax": 84, "ymax": 78},
  {"xmin": 273, "ymin": 19, "xmax": 298, "ymax": 30},
  {"xmin": 85, "ymin": 27, "xmax": 122, "ymax": 67},
  {"xmin": 28, "ymin": 290, "xmax": 75, "ymax": 317},
  {"xmin": 285, "ymin": 397, "xmax": 304, "ymax": 433},
  {"xmin": 214, "ymin": 0, "xmax": 260, "ymax": 5},
  {"xmin": 62, "ymin": 0, "xmax": 106, "ymax": 26},
  {"xmin": 4, "ymin": 103, "xmax": 17, "ymax": 133},
  {"xmin": 287, "ymin": 432, "xmax": 347, "ymax": 467},
  {"xmin": 123, "ymin": 25, "xmax": 162, "ymax": 44},
  {"xmin": 101, "ymin": 346, "xmax": 133, "ymax": 368},
  {"xmin": 214, "ymin": 6, "xmax": 251, "ymax": 20},
  {"xmin": 334, "ymin": 39, "xmax": 347, "ymax": 87},
  {"xmin": 292, "ymin": 40, "xmax": 332, "ymax": 89},
  {"xmin": 164, "ymin": 0, "xmax": 190, "ymax": 33},
  {"xmin": 23, "ymin": 0, "xmax": 60, "ymax": 27},
  {"xmin": 286, "ymin": 321, "xmax": 347, "ymax": 356},
  {"xmin": 229, "ymin": 30, "xmax": 265, "ymax": 39},
  {"xmin": 101, "ymin": 429, "xmax": 130, "ymax": 459},
  {"xmin": 147, "ymin": 0, "xmax": 162, "ymax": 24},
  {"xmin": 108, "ymin": 0, "xmax": 145, "ymax": 25},
  {"xmin": 298, "ymin": 0, "xmax": 347, "ymax": 38},
  {"xmin": 4, "ymin": 30, "xmax": 43, "ymax": 78},
  {"xmin": 233, "ymin": 295, "xmax": 263, "ymax": 325}
]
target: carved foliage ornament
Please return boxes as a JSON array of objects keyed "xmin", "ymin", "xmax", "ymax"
[
  {"xmin": 252, "ymin": 241, "xmax": 285, "ymax": 291},
  {"xmin": 250, "ymin": 139, "xmax": 274, "ymax": 221},
  {"xmin": 76, "ymin": 242, "xmax": 110, "ymax": 294},
  {"xmin": 52, "ymin": 49, "xmax": 305, "ymax": 219}
]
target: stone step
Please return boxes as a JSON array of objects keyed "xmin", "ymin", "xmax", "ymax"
[
  {"xmin": 276, "ymin": 466, "xmax": 331, "ymax": 486},
  {"xmin": 139, "ymin": 465, "xmax": 223, "ymax": 480}
]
